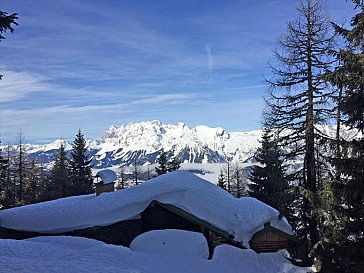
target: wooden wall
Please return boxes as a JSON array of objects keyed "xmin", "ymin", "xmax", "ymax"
[
  {"xmin": 141, "ymin": 203, "xmax": 201, "ymax": 233},
  {"xmin": 249, "ymin": 228, "xmax": 289, "ymax": 253}
]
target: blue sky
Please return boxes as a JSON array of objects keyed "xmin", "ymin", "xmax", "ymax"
[{"xmin": 0, "ymin": 0, "xmax": 356, "ymax": 143}]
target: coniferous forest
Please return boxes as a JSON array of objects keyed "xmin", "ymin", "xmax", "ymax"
[
  {"xmin": 0, "ymin": 1, "xmax": 364, "ymax": 272},
  {"xmin": 248, "ymin": 0, "xmax": 364, "ymax": 272}
]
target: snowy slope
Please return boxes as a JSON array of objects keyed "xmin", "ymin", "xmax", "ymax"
[
  {"xmin": 0, "ymin": 236, "xmax": 310, "ymax": 273},
  {"xmin": 0, "ymin": 171, "xmax": 291, "ymax": 247}
]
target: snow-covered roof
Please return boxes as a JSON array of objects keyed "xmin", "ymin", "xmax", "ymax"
[
  {"xmin": 94, "ymin": 169, "xmax": 117, "ymax": 184},
  {"xmin": 0, "ymin": 171, "xmax": 292, "ymax": 247}
]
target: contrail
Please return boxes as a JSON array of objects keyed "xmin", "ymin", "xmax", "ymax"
[{"xmin": 205, "ymin": 44, "xmax": 214, "ymax": 73}]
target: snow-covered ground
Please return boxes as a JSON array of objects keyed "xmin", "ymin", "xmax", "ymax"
[
  {"xmin": 0, "ymin": 236, "xmax": 310, "ymax": 273},
  {"xmin": 130, "ymin": 229, "xmax": 210, "ymax": 259}
]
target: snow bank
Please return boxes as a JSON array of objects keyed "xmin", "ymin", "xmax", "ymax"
[
  {"xmin": 212, "ymin": 244, "xmax": 309, "ymax": 273},
  {"xmin": 0, "ymin": 236, "xmax": 309, "ymax": 273},
  {"xmin": 0, "ymin": 171, "xmax": 292, "ymax": 246},
  {"xmin": 130, "ymin": 229, "xmax": 209, "ymax": 259}
]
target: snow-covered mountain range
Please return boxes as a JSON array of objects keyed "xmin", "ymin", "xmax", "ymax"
[
  {"xmin": 15, "ymin": 121, "xmax": 263, "ymax": 168},
  {"xmin": 6, "ymin": 120, "xmax": 359, "ymax": 171}
]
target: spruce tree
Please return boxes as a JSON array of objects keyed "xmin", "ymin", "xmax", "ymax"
[
  {"xmin": 266, "ymin": 0, "xmax": 336, "ymax": 251},
  {"xmin": 69, "ymin": 130, "xmax": 93, "ymax": 195},
  {"xmin": 50, "ymin": 143, "xmax": 70, "ymax": 198},
  {"xmin": 155, "ymin": 148, "xmax": 181, "ymax": 176},
  {"xmin": 324, "ymin": 1, "xmax": 364, "ymax": 271},
  {"xmin": 155, "ymin": 149, "xmax": 168, "ymax": 175},
  {"xmin": 1, "ymin": 145, "xmax": 15, "ymax": 208},
  {"xmin": 0, "ymin": 10, "xmax": 18, "ymax": 79},
  {"xmin": 167, "ymin": 150, "xmax": 181, "ymax": 173},
  {"xmin": 0, "ymin": 11, "xmax": 18, "ymax": 41},
  {"xmin": 249, "ymin": 128, "xmax": 295, "ymax": 222},
  {"xmin": 217, "ymin": 170, "xmax": 227, "ymax": 190}
]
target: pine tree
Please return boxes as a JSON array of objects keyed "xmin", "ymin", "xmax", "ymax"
[
  {"xmin": 324, "ymin": 1, "xmax": 364, "ymax": 271},
  {"xmin": 69, "ymin": 130, "xmax": 93, "ymax": 196},
  {"xmin": 50, "ymin": 143, "xmax": 70, "ymax": 198},
  {"xmin": 266, "ymin": 0, "xmax": 336, "ymax": 252},
  {"xmin": 249, "ymin": 128, "xmax": 295, "ymax": 222},
  {"xmin": 217, "ymin": 170, "xmax": 227, "ymax": 190},
  {"xmin": 0, "ymin": 10, "xmax": 18, "ymax": 79},
  {"xmin": 1, "ymin": 145, "xmax": 16, "ymax": 208},
  {"xmin": 0, "ymin": 11, "xmax": 18, "ymax": 41},
  {"xmin": 155, "ymin": 148, "xmax": 181, "ymax": 176},
  {"xmin": 23, "ymin": 159, "xmax": 39, "ymax": 204},
  {"xmin": 155, "ymin": 149, "xmax": 168, "ymax": 176},
  {"xmin": 167, "ymin": 149, "xmax": 181, "ymax": 173}
]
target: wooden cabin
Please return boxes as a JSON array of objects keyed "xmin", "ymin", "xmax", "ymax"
[
  {"xmin": 0, "ymin": 170, "xmax": 302, "ymax": 262},
  {"xmin": 0, "ymin": 200, "xmax": 298, "ymax": 258}
]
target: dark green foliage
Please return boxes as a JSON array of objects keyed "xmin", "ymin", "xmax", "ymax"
[
  {"xmin": 155, "ymin": 149, "xmax": 181, "ymax": 176},
  {"xmin": 217, "ymin": 170, "xmax": 226, "ymax": 190},
  {"xmin": 0, "ymin": 11, "xmax": 18, "ymax": 40},
  {"xmin": 0, "ymin": 10, "xmax": 18, "ymax": 79},
  {"xmin": 0, "ymin": 147, "xmax": 8, "ymax": 208},
  {"xmin": 323, "ymin": 2, "xmax": 364, "ymax": 272},
  {"xmin": 69, "ymin": 130, "xmax": 93, "ymax": 195},
  {"xmin": 0, "ymin": 146, "xmax": 16, "ymax": 208},
  {"xmin": 155, "ymin": 149, "xmax": 168, "ymax": 175},
  {"xmin": 166, "ymin": 152, "xmax": 181, "ymax": 173},
  {"xmin": 249, "ymin": 128, "xmax": 295, "ymax": 223},
  {"xmin": 50, "ymin": 144, "xmax": 70, "ymax": 198}
]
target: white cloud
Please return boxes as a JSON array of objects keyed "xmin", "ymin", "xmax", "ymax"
[{"xmin": 0, "ymin": 70, "xmax": 50, "ymax": 103}]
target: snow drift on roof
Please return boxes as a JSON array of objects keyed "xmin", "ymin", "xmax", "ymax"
[
  {"xmin": 95, "ymin": 169, "xmax": 117, "ymax": 184},
  {"xmin": 0, "ymin": 171, "xmax": 292, "ymax": 247}
]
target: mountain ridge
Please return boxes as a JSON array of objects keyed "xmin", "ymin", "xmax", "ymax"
[
  {"xmin": 6, "ymin": 121, "xmax": 263, "ymax": 168},
  {"xmin": 4, "ymin": 121, "xmax": 356, "ymax": 169}
]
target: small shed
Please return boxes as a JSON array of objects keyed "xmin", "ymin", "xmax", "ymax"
[{"xmin": 94, "ymin": 169, "xmax": 117, "ymax": 196}]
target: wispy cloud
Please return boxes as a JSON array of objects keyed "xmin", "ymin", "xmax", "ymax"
[
  {"xmin": 0, "ymin": 0, "xmax": 353, "ymax": 143},
  {"xmin": 0, "ymin": 70, "xmax": 50, "ymax": 103}
]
